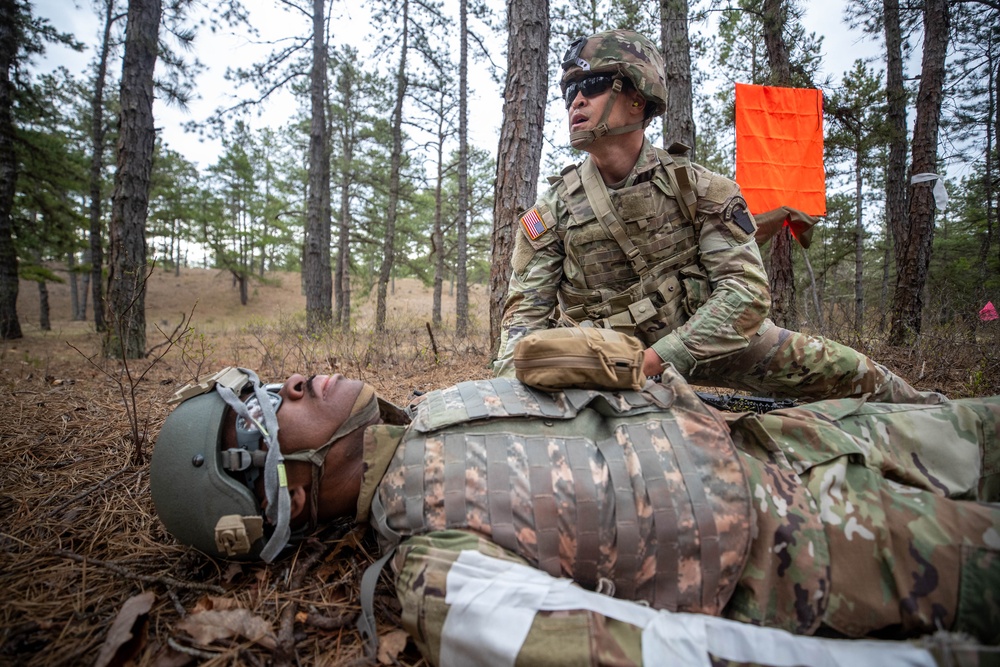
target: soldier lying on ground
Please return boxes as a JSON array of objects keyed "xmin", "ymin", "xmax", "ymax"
[
  {"xmin": 494, "ymin": 29, "xmax": 937, "ymax": 406},
  {"xmin": 150, "ymin": 366, "xmax": 1000, "ymax": 665}
]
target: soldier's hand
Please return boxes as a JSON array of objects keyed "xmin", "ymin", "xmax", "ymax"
[{"xmin": 643, "ymin": 347, "xmax": 665, "ymax": 377}]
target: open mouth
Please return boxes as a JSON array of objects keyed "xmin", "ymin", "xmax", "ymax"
[{"xmin": 570, "ymin": 112, "xmax": 588, "ymax": 131}]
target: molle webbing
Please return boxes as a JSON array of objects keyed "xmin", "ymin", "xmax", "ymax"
[
  {"xmin": 580, "ymin": 159, "xmax": 649, "ymax": 277},
  {"xmin": 629, "ymin": 426, "xmax": 679, "ymax": 610},
  {"xmin": 661, "ymin": 418, "xmax": 721, "ymax": 610},
  {"xmin": 595, "ymin": 437, "xmax": 641, "ymax": 599},
  {"xmin": 376, "ymin": 378, "xmax": 749, "ymax": 614},
  {"xmin": 404, "ymin": 437, "xmax": 426, "ymax": 531},
  {"xmin": 578, "ymin": 225, "xmax": 697, "ymax": 287},
  {"xmin": 565, "ymin": 442, "xmax": 600, "ymax": 588},
  {"xmin": 561, "ymin": 246, "xmax": 700, "ymax": 323},
  {"xmin": 527, "ymin": 437, "xmax": 562, "ymax": 577},
  {"xmin": 487, "ymin": 435, "xmax": 518, "ymax": 553},
  {"xmin": 444, "ymin": 436, "xmax": 467, "ymax": 527}
]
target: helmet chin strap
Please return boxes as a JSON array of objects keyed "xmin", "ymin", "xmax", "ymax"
[
  {"xmin": 281, "ymin": 384, "xmax": 379, "ymax": 528},
  {"xmin": 569, "ymin": 78, "xmax": 647, "ymax": 149}
]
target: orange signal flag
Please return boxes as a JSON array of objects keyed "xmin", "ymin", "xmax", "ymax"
[{"xmin": 735, "ymin": 83, "xmax": 827, "ymax": 216}]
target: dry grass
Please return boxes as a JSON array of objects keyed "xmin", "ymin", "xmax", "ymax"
[{"xmin": 2, "ymin": 267, "xmax": 998, "ymax": 666}]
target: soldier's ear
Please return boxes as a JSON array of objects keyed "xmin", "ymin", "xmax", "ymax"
[
  {"xmin": 288, "ymin": 485, "xmax": 308, "ymax": 521},
  {"xmin": 630, "ymin": 92, "xmax": 646, "ymax": 115}
]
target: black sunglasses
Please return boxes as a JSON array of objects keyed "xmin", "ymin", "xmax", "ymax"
[{"xmin": 563, "ymin": 74, "xmax": 618, "ymax": 108}]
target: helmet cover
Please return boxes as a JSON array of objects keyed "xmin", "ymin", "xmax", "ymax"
[{"xmin": 561, "ymin": 29, "xmax": 667, "ymax": 118}]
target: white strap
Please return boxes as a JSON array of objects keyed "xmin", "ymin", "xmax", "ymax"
[
  {"xmin": 440, "ymin": 550, "xmax": 937, "ymax": 667},
  {"xmin": 911, "ymin": 173, "xmax": 949, "ymax": 211}
]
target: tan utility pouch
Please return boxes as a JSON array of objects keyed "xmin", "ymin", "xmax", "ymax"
[{"xmin": 514, "ymin": 327, "xmax": 646, "ymax": 392}]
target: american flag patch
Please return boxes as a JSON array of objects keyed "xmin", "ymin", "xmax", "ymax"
[{"xmin": 519, "ymin": 208, "xmax": 548, "ymax": 240}]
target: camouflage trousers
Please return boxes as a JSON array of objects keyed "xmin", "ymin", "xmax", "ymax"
[
  {"xmin": 687, "ymin": 319, "xmax": 944, "ymax": 404},
  {"xmin": 726, "ymin": 396, "xmax": 1000, "ymax": 641}
]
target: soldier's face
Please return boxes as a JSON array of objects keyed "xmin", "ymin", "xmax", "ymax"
[
  {"xmin": 271, "ymin": 373, "xmax": 368, "ymax": 452},
  {"xmin": 222, "ymin": 373, "xmax": 367, "ymax": 457},
  {"xmin": 567, "ymin": 82, "xmax": 640, "ymax": 136}
]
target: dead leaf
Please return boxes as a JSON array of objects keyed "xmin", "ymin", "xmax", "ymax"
[
  {"xmin": 177, "ymin": 609, "xmax": 276, "ymax": 650},
  {"xmin": 192, "ymin": 596, "xmax": 239, "ymax": 614},
  {"xmin": 94, "ymin": 591, "xmax": 156, "ymax": 667},
  {"xmin": 376, "ymin": 629, "xmax": 409, "ymax": 665}
]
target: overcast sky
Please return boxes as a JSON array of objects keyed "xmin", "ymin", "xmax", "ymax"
[{"xmin": 34, "ymin": 1, "xmax": 885, "ymax": 174}]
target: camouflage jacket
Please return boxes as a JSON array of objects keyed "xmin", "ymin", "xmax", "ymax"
[{"xmin": 494, "ymin": 138, "xmax": 771, "ymax": 378}]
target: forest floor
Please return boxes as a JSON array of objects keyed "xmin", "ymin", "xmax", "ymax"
[{"xmin": 2, "ymin": 266, "xmax": 998, "ymax": 666}]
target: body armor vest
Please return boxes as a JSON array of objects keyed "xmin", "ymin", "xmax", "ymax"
[
  {"xmin": 555, "ymin": 149, "xmax": 712, "ymax": 346},
  {"xmin": 370, "ymin": 373, "xmax": 752, "ymax": 615}
]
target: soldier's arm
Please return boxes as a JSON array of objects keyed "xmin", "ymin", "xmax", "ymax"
[
  {"xmin": 493, "ymin": 202, "xmax": 565, "ymax": 378},
  {"xmin": 649, "ymin": 183, "xmax": 771, "ymax": 376},
  {"xmin": 391, "ymin": 529, "xmax": 955, "ymax": 667},
  {"xmin": 393, "ymin": 530, "xmax": 644, "ymax": 666}
]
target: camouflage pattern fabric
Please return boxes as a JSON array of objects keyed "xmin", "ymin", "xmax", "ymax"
[
  {"xmin": 393, "ymin": 528, "xmax": 998, "ymax": 667},
  {"xmin": 689, "ymin": 321, "xmax": 945, "ymax": 404},
  {"xmin": 560, "ymin": 29, "xmax": 668, "ymax": 117},
  {"xmin": 355, "ymin": 376, "xmax": 1000, "ymax": 665},
  {"xmin": 732, "ymin": 397, "xmax": 1000, "ymax": 641},
  {"xmin": 368, "ymin": 374, "xmax": 752, "ymax": 615},
  {"xmin": 494, "ymin": 138, "xmax": 938, "ymax": 405}
]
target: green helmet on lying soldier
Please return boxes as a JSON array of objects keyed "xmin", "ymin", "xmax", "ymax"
[{"xmin": 150, "ymin": 367, "xmax": 380, "ymax": 561}]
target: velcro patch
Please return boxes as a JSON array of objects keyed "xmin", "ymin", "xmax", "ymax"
[
  {"xmin": 520, "ymin": 208, "xmax": 549, "ymax": 240},
  {"xmin": 723, "ymin": 197, "xmax": 756, "ymax": 240}
]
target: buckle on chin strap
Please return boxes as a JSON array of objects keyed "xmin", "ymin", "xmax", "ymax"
[{"xmin": 221, "ymin": 448, "xmax": 266, "ymax": 472}]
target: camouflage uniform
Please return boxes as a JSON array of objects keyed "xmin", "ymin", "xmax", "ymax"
[
  {"xmin": 494, "ymin": 138, "xmax": 939, "ymax": 405},
  {"xmin": 354, "ymin": 370, "xmax": 1000, "ymax": 665}
]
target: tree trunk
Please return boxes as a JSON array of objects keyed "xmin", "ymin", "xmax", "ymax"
[
  {"xmin": 883, "ymin": 0, "xmax": 908, "ymax": 331},
  {"xmin": 37, "ymin": 279, "xmax": 50, "ymax": 330},
  {"xmin": 455, "ymin": 0, "xmax": 469, "ymax": 338},
  {"xmin": 889, "ymin": 0, "xmax": 949, "ymax": 345},
  {"xmin": 105, "ymin": 0, "xmax": 161, "ymax": 359},
  {"xmin": 333, "ymin": 63, "xmax": 355, "ymax": 328},
  {"xmin": 68, "ymin": 252, "xmax": 81, "ymax": 320},
  {"xmin": 302, "ymin": 0, "xmax": 331, "ymax": 333},
  {"xmin": 854, "ymin": 153, "xmax": 864, "ymax": 334},
  {"xmin": 376, "ymin": 0, "xmax": 408, "ymax": 332},
  {"xmin": 431, "ymin": 98, "xmax": 445, "ymax": 330},
  {"xmin": 761, "ymin": 0, "xmax": 796, "ymax": 330},
  {"xmin": 89, "ymin": 0, "xmax": 116, "ymax": 333},
  {"xmin": 978, "ymin": 32, "xmax": 996, "ymax": 282},
  {"xmin": 880, "ymin": 213, "xmax": 891, "ymax": 333},
  {"xmin": 489, "ymin": 0, "xmax": 549, "ymax": 355},
  {"xmin": 0, "ymin": 0, "xmax": 23, "ymax": 340},
  {"xmin": 80, "ymin": 248, "xmax": 91, "ymax": 318},
  {"xmin": 660, "ymin": 0, "xmax": 695, "ymax": 154}
]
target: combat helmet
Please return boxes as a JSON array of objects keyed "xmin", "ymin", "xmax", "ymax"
[
  {"xmin": 150, "ymin": 367, "xmax": 380, "ymax": 562},
  {"xmin": 561, "ymin": 29, "xmax": 667, "ymax": 149}
]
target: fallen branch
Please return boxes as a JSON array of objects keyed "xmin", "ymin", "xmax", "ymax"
[
  {"xmin": 167, "ymin": 637, "xmax": 224, "ymax": 660},
  {"xmin": 53, "ymin": 549, "xmax": 225, "ymax": 594}
]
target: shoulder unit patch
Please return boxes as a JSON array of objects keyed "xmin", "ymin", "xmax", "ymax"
[
  {"xmin": 519, "ymin": 207, "xmax": 549, "ymax": 240},
  {"xmin": 723, "ymin": 197, "xmax": 756, "ymax": 235}
]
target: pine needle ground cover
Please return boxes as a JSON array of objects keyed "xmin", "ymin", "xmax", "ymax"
[{"xmin": 1, "ymin": 268, "xmax": 997, "ymax": 666}]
